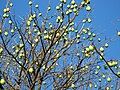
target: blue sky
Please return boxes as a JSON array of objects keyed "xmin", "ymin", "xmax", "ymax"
[
  {"xmin": 0, "ymin": 0, "xmax": 120, "ymax": 60},
  {"xmin": 0, "ymin": 0, "xmax": 120, "ymax": 89}
]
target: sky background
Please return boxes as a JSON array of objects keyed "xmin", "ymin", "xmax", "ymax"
[
  {"xmin": 0, "ymin": 0, "xmax": 120, "ymax": 59},
  {"xmin": 0, "ymin": 0, "xmax": 120, "ymax": 90}
]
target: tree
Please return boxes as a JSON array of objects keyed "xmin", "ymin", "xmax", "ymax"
[{"xmin": 0, "ymin": 0, "xmax": 120, "ymax": 90}]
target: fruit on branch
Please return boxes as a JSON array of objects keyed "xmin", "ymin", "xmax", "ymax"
[
  {"xmin": 117, "ymin": 72, "xmax": 120, "ymax": 76},
  {"xmin": 98, "ymin": 78, "xmax": 101, "ymax": 82},
  {"xmin": 4, "ymin": 31, "xmax": 8, "ymax": 36},
  {"xmin": 0, "ymin": 79, "xmax": 5, "ymax": 85},
  {"xmin": 107, "ymin": 77, "xmax": 111, "ymax": 82},
  {"xmin": 47, "ymin": 6, "xmax": 51, "ymax": 11},
  {"xmin": 3, "ymin": 8, "xmax": 10, "ymax": 13},
  {"xmin": 71, "ymin": 84, "xmax": 75, "ymax": 88},
  {"xmin": 82, "ymin": 19, "xmax": 87, "ymax": 23},
  {"xmin": 27, "ymin": 20, "xmax": 31, "ymax": 26},
  {"xmin": 56, "ymin": 6, "xmax": 60, "ymax": 10},
  {"xmin": 8, "ymin": 20, "xmax": 12, "ymax": 24},
  {"xmin": 86, "ymin": 5, "xmax": 91, "ymax": 11},
  {"xmin": 0, "ymin": 29, "xmax": 2, "ymax": 34},
  {"xmin": 60, "ymin": 0, "xmax": 66, "ymax": 4},
  {"xmin": 107, "ymin": 60, "xmax": 118, "ymax": 67},
  {"xmin": 82, "ymin": 28, "xmax": 87, "ymax": 34},
  {"xmin": 67, "ymin": 5, "xmax": 70, "ymax": 8},
  {"xmin": 95, "ymin": 70, "xmax": 99, "ymax": 75},
  {"xmin": 100, "ymin": 47, "xmax": 104, "ymax": 52},
  {"xmin": 28, "ymin": 16, "xmax": 33, "ymax": 21},
  {"xmin": 106, "ymin": 87, "xmax": 110, "ymax": 90},
  {"xmin": 76, "ymin": 34, "xmax": 80, "ymax": 39},
  {"xmin": 86, "ymin": 47, "xmax": 90, "ymax": 52},
  {"xmin": 28, "ymin": 1, "xmax": 32, "ymax": 5},
  {"xmin": 35, "ymin": 4, "xmax": 39, "ymax": 8},
  {"xmin": 89, "ymin": 45, "xmax": 94, "ymax": 51},
  {"xmin": 105, "ymin": 43, "xmax": 109, "ymax": 48},
  {"xmin": 102, "ymin": 74, "xmax": 106, "ymax": 78},
  {"xmin": 32, "ymin": 14, "xmax": 36, "ymax": 18},
  {"xmin": 38, "ymin": 13, "xmax": 42, "ymax": 17},
  {"xmin": 96, "ymin": 65, "xmax": 100, "ymax": 69},
  {"xmin": 87, "ymin": 18, "xmax": 92, "ymax": 23},
  {"xmin": 0, "ymin": 47, "xmax": 3, "ymax": 54},
  {"xmin": 94, "ymin": 84, "xmax": 97, "ymax": 88},
  {"xmin": 89, "ymin": 83, "xmax": 92, "ymax": 88},
  {"xmin": 11, "ymin": 29, "xmax": 15, "ymax": 33},
  {"xmin": 92, "ymin": 33, "xmax": 96, "ymax": 37},
  {"xmin": 28, "ymin": 67, "xmax": 34, "ymax": 73},
  {"xmin": 117, "ymin": 31, "xmax": 120, "ymax": 36},
  {"xmin": 3, "ymin": 9, "xmax": 7, "ymax": 13},
  {"xmin": 10, "ymin": 3, "xmax": 13, "ymax": 7},
  {"xmin": 71, "ymin": 0, "xmax": 75, "ymax": 5}
]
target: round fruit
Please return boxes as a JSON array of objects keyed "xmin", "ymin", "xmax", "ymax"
[
  {"xmin": 71, "ymin": 84, "xmax": 75, "ymax": 88},
  {"xmin": 10, "ymin": 3, "xmax": 13, "ymax": 7},
  {"xmin": 35, "ymin": 4, "xmax": 39, "ymax": 8},
  {"xmin": 56, "ymin": 6, "xmax": 60, "ymax": 10},
  {"xmin": 28, "ymin": 1, "xmax": 32, "ymax": 5},
  {"xmin": 71, "ymin": 0, "xmax": 75, "ymax": 5},
  {"xmin": 0, "ymin": 29, "xmax": 2, "ymax": 34},
  {"xmin": 107, "ymin": 77, "xmax": 111, "ymax": 82},
  {"xmin": 89, "ymin": 45, "xmax": 94, "ymax": 51},
  {"xmin": 28, "ymin": 67, "xmax": 34, "ymax": 73},
  {"xmin": 87, "ymin": 18, "xmax": 92, "ymax": 23},
  {"xmin": 100, "ymin": 47, "xmax": 104, "ymax": 52},
  {"xmin": 86, "ymin": 5, "xmax": 91, "ymax": 11},
  {"xmin": 0, "ymin": 79, "xmax": 5, "ymax": 85},
  {"xmin": 4, "ymin": 31, "xmax": 8, "ymax": 36},
  {"xmin": 96, "ymin": 65, "xmax": 100, "ymax": 69},
  {"xmin": 117, "ymin": 31, "xmax": 120, "ymax": 36},
  {"xmin": 11, "ymin": 29, "xmax": 14, "ymax": 33},
  {"xmin": 27, "ymin": 21, "xmax": 31, "ymax": 26},
  {"xmin": 105, "ymin": 43, "xmax": 109, "ymax": 48}
]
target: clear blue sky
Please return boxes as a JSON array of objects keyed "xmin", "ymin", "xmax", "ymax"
[
  {"xmin": 0, "ymin": 0, "xmax": 120, "ymax": 59},
  {"xmin": 0, "ymin": 0, "xmax": 120, "ymax": 89}
]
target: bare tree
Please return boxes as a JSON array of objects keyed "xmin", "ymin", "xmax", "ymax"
[{"xmin": 0, "ymin": 0, "xmax": 120, "ymax": 90}]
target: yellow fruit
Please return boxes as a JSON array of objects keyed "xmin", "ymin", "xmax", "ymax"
[
  {"xmin": 71, "ymin": 0, "xmax": 75, "ymax": 5},
  {"xmin": 4, "ymin": 31, "xmax": 8, "ymax": 36},
  {"xmin": 10, "ymin": 3, "xmax": 13, "ymax": 7},
  {"xmin": 117, "ymin": 31, "xmax": 120, "ymax": 36},
  {"xmin": 28, "ymin": 1, "xmax": 32, "ymax": 5},
  {"xmin": 86, "ymin": 5, "xmax": 91, "ymax": 11},
  {"xmin": 0, "ymin": 79, "xmax": 5, "ymax": 85},
  {"xmin": 0, "ymin": 29, "xmax": 2, "ymax": 34},
  {"xmin": 48, "ymin": 6, "xmax": 51, "ymax": 11},
  {"xmin": 105, "ymin": 43, "xmax": 109, "ymax": 48},
  {"xmin": 100, "ymin": 47, "xmax": 104, "ymax": 52},
  {"xmin": 87, "ymin": 18, "xmax": 92, "ymax": 23},
  {"xmin": 28, "ymin": 67, "xmax": 34, "ymax": 73},
  {"xmin": 89, "ymin": 45, "xmax": 94, "ymax": 51},
  {"xmin": 86, "ymin": 47, "xmax": 90, "ymax": 52},
  {"xmin": 27, "ymin": 20, "xmax": 31, "ymax": 26},
  {"xmin": 89, "ymin": 83, "xmax": 92, "ymax": 88},
  {"xmin": 56, "ymin": 6, "xmax": 60, "ymax": 10},
  {"xmin": 32, "ymin": 14, "xmax": 36, "ymax": 18},
  {"xmin": 3, "ymin": 8, "xmax": 7, "ymax": 13},
  {"xmin": 6, "ymin": 8, "xmax": 10, "ymax": 12},
  {"xmin": 71, "ymin": 84, "xmax": 75, "ymax": 88},
  {"xmin": 11, "ymin": 29, "xmax": 14, "ymax": 33},
  {"xmin": 35, "ymin": 4, "xmax": 39, "ymax": 8},
  {"xmin": 107, "ymin": 77, "xmax": 111, "ymax": 82}
]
